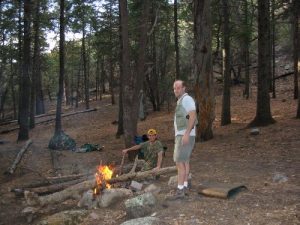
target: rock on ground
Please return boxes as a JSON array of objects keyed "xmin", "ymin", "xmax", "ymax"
[
  {"xmin": 120, "ymin": 216, "xmax": 163, "ymax": 225},
  {"xmin": 37, "ymin": 210, "xmax": 88, "ymax": 225}
]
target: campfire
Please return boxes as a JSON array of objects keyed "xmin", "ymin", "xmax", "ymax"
[{"xmin": 94, "ymin": 165, "xmax": 114, "ymax": 195}]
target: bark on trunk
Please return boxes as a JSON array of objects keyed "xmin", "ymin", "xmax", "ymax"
[
  {"xmin": 221, "ymin": 0, "xmax": 231, "ymax": 126},
  {"xmin": 193, "ymin": 0, "xmax": 215, "ymax": 141},
  {"xmin": 249, "ymin": 0, "xmax": 275, "ymax": 126},
  {"xmin": 18, "ymin": 0, "xmax": 32, "ymax": 141}
]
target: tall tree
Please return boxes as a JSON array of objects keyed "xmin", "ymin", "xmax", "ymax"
[
  {"xmin": 117, "ymin": 0, "xmax": 124, "ymax": 137},
  {"xmin": 271, "ymin": 0, "xmax": 276, "ymax": 98},
  {"xmin": 49, "ymin": 0, "xmax": 75, "ymax": 150},
  {"xmin": 293, "ymin": 0, "xmax": 299, "ymax": 100},
  {"xmin": 221, "ymin": 0, "xmax": 231, "ymax": 126},
  {"xmin": 294, "ymin": 0, "xmax": 300, "ymax": 118},
  {"xmin": 18, "ymin": 0, "xmax": 32, "ymax": 141},
  {"xmin": 119, "ymin": 0, "xmax": 150, "ymax": 159},
  {"xmin": 242, "ymin": 0, "xmax": 251, "ymax": 99},
  {"xmin": 174, "ymin": 0, "xmax": 180, "ymax": 79},
  {"xmin": 193, "ymin": 0, "xmax": 215, "ymax": 141},
  {"xmin": 55, "ymin": 0, "xmax": 65, "ymax": 135},
  {"xmin": 249, "ymin": 0, "xmax": 275, "ymax": 126},
  {"xmin": 29, "ymin": 0, "xmax": 41, "ymax": 128}
]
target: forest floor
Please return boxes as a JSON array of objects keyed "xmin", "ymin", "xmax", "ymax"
[{"xmin": 0, "ymin": 76, "xmax": 299, "ymax": 225}]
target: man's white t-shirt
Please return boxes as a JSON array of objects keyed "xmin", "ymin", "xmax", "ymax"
[{"xmin": 174, "ymin": 93, "xmax": 196, "ymax": 136}]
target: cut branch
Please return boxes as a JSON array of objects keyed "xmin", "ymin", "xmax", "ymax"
[{"xmin": 4, "ymin": 139, "xmax": 32, "ymax": 175}]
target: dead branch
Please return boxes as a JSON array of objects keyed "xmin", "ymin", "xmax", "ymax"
[{"xmin": 5, "ymin": 139, "xmax": 33, "ymax": 175}]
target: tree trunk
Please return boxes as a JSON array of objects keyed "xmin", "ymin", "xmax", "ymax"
[
  {"xmin": 243, "ymin": 0, "xmax": 250, "ymax": 99},
  {"xmin": 221, "ymin": 0, "xmax": 231, "ymax": 126},
  {"xmin": 30, "ymin": 0, "xmax": 41, "ymax": 128},
  {"xmin": 76, "ymin": 49, "xmax": 82, "ymax": 108},
  {"xmin": 101, "ymin": 58, "xmax": 106, "ymax": 98},
  {"xmin": 9, "ymin": 48, "xmax": 17, "ymax": 119},
  {"xmin": 18, "ymin": 0, "xmax": 32, "ymax": 141},
  {"xmin": 119, "ymin": 0, "xmax": 150, "ymax": 160},
  {"xmin": 17, "ymin": 0, "xmax": 23, "ymax": 123},
  {"xmin": 294, "ymin": 0, "xmax": 300, "ymax": 118},
  {"xmin": 193, "ymin": 0, "xmax": 215, "ymax": 141},
  {"xmin": 109, "ymin": 1, "xmax": 115, "ymax": 105},
  {"xmin": 249, "ymin": 0, "xmax": 275, "ymax": 126},
  {"xmin": 271, "ymin": 0, "xmax": 276, "ymax": 98},
  {"xmin": 293, "ymin": 0, "xmax": 299, "ymax": 100},
  {"xmin": 96, "ymin": 57, "xmax": 100, "ymax": 101},
  {"xmin": 174, "ymin": 0, "xmax": 180, "ymax": 79},
  {"xmin": 55, "ymin": 0, "xmax": 65, "ymax": 135},
  {"xmin": 117, "ymin": 1, "xmax": 124, "ymax": 138},
  {"xmin": 82, "ymin": 24, "xmax": 89, "ymax": 109}
]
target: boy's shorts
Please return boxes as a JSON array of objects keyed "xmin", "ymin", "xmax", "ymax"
[{"xmin": 173, "ymin": 135, "xmax": 195, "ymax": 162}]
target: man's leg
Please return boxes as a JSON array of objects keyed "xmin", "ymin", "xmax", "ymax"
[
  {"xmin": 183, "ymin": 161, "xmax": 190, "ymax": 187},
  {"xmin": 176, "ymin": 162, "xmax": 185, "ymax": 188}
]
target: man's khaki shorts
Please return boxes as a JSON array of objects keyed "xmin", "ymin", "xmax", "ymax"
[{"xmin": 173, "ymin": 135, "xmax": 195, "ymax": 162}]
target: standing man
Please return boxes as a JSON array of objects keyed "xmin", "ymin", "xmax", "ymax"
[{"xmin": 170, "ymin": 80, "xmax": 197, "ymax": 199}]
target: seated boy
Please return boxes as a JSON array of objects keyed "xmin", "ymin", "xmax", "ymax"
[{"xmin": 122, "ymin": 129, "xmax": 164, "ymax": 172}]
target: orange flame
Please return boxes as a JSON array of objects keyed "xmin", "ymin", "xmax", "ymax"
[{"xmin": 95, "ymin": 165, "xmax": 114, "ymax": 192}]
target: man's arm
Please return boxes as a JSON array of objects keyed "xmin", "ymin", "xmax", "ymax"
[
  {"xmin": 153, "ymin": 151, "xmax": 163, "ymax": 171},
  {"xmin": 182, "ymin": 110, "xmax": 196, "ymax": 145},
  {"xmin": 122, "ymin": 144, "xmax": 141, "ymax": 154}
]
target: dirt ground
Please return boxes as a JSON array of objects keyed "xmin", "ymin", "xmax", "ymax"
[{"xmin": 0, "ymin": 77, "xmax": 299, "ymax": 225}]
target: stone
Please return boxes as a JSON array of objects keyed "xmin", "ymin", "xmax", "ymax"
[
  {"xmin": 144, "ymin": 184, "xmax": 161, "ymax": 195},
  {"xmin": 97, "ymin": 188, "xmax": 133, "ymax": 208},
  {"xmin": 273, "ymin": 173, "xmax": 288, "ymax": 183},
  {"xmin": 125, "ymin": 192, "xmax": 157, "ymax": 218},
  {"xmin": 120, "ymin": 216, "xmax": 163, "ymax": 225},
  {"xmin": 37, "ymin": 210, "xmax": 88, "ymax": 225},
  {"xmin": 250, "ymin": 128, "xmax": 260, "ymax": 135},
  {"xmin": 89, "ymin": 212, "xmax": 100, "ymax": 220},
  {"xmin": 168, "ymin": 175, "xmax": 178, "ymax": 188},
  {"xmin": 130, "ymin": 180, "xmax": 143, "ymax": 191},
  {"xmin": 78, "ymin": 190, "xmax": 95, "ymax": 209}
]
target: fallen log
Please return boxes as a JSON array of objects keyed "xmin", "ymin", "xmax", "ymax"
[
  {"xmin": 25, "ymin": 166, "xmax": 177, "ymax": 206},
  {"xmin": 274, "ymin": 71, "xmax": 294, "ymax": 80},
  {"xmin": 0, "ymin": 112, "xmax": 57, "ymax": 126},
  {"xmin": 109, "ymin": 166, "xmax": 177, "ymax": 184},
  {"xmin": 4, "ymin": 139, "xmax": 33, "ymax": 175},
  {"xmin": 46, "ymin": 173, "xmax": 93, "ymax": 183},
  {"xmin": 13, "ymin": 177, "xmax": 87, "ymax": 196},
  {"xmin": 0, "ymin": 108, "xmax": 97, "ymax": 134}
]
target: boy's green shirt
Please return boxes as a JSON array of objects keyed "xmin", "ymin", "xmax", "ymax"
[{"xmin": 140, "ymin": 140, "xmax": 163, "ymax": 171}]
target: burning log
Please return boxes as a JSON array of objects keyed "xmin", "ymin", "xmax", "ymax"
[
  {"xmin": 4, "ymin": 139, "xmax": 33, "ymax": 175},
  {"xmin": 25, "ymin": 166, "xmax": 176, "ymax": 206}
]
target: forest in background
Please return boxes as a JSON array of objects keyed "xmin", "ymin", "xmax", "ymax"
[{"xmin": 0, "ymin": 0, "xmax": 299, "ymax": 148}]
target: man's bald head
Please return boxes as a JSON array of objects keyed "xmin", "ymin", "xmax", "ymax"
[{"xmin": 173, "ymin": 80, "xmax": 186, "ymax": 98}]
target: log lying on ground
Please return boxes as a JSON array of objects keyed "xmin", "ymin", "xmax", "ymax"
[
  {"xmin": 25, "ymin": 166, "xmax": 176, "ymax": 206},
  {"xmin": 274, "ymin": 71, "xmax": 294, "ymax": 80},
  {"xmin": 0, "ymin": 112, "xmax": 57, "ymax": 126},
  {"xmin": 109, "ymin": 166, "xmax": 177, "ymax": 183},
  {"xmin": 0, "ymin": 108, "xmax": 97, "ymax": 134},
  {"xmin": 13, "ymin": 177, "xmax": 87, "ymax": 196},
  {"xmin": 4, "ymin": 139, "xmax": 33, "ymax": 175},
  {"xmin": 11, "ymin": 173, "xmax": 93, "ymax": 196},
  {"xmin": 46, "ymin": 173, "xmax": 93, "ymax": 183}
]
